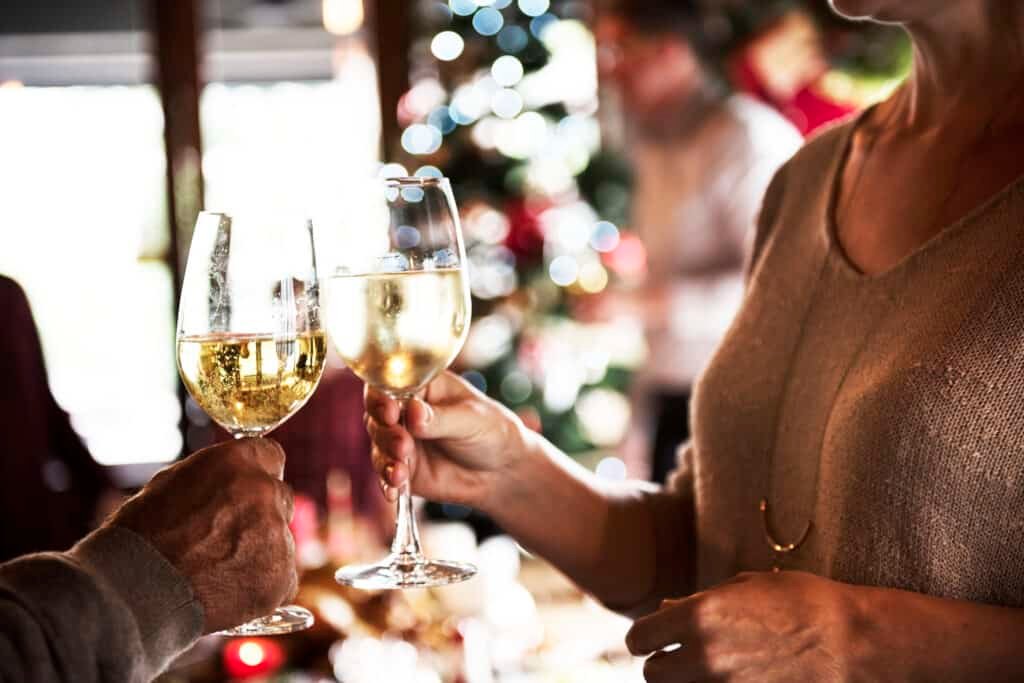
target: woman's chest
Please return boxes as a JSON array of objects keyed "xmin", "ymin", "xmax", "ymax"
[{"xmin": 690, "ymin": 223, "xmax": 1024, "ymax": 595}]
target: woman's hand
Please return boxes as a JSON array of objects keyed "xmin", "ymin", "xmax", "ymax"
[
  {"xmin": 627, "ymin": 571, "xmax": 859, "ymax": 682},
  {"xmin": 364, "ymin": 371, "xmax": 533, "ymax": 511}
]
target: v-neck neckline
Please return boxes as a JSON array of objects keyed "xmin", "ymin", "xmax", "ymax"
[{"xmin": 822, "ymin": 105, "xmax": 1024, "ymax": 282}]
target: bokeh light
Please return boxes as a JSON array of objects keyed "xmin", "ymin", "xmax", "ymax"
[
  {"xmin": 589, "ymin": 220, "xmax": 620, "ymax": 252},
  {"xmin": 602, "ymin": 232, "xmax": 647, "ymax": 278},
  {"xmin": 491, "ymin": 88, "xmax": 524, "ymax": 118},
  {"xmin": 471, "ymin": 116, "xmax": 500, "ymax": 149},
  {"xmin": 449, "ymin": 0, "xmax": 477, "ymax": 16},
  {"xmin": 497, "ymin": 25, "xmax": 529, "ymax": 53},
  {"xmin": 395, "ymin": 225, "xmax": 421, "ymax": 248},
  {"xmin": 427, "ymin": 105, "xmax": 457, "ymax": 134},
  {"xmin": 450, "ymin": 84, "xmax": 488, "ymax": 124},
  {"xmin": 401, "ymin": 186, "xmax": 425, "ymax": 202},
  {"xmin": 577, "ymin": 388, "xmax": 631, "ymax": 446},
  {"xmin": 577, "ymin": 261, "xmax": 608, "ymax": 293},
  {"xmin": 500, "ymin": 371, "xmax": 533, "ymax": 403},
  {"xmin": 518, "ymin": 0, "xmax": 549, "ymax": 17},
  {"xmin": 530, "ymin": 12, "xmax": 558, "ymax": 38},
  {"xmin": 430, "ymin": 30, "xmax": 465, "ymax": 61},
  {"xmin": 461, "ymin": 369, "xmax": 488, "ymax": 392},
  {"xmin": 491, "ymin": 55, "xmax": 525, "ymax": 86},
  {"xmin": 378, "ymin": 162, "xmax": 409, "ymax": 179},
  {"xmin": 400, "ymin": 123, "xmax": 443, "ymax": 155},
  {"xmin": 322, "ymin": 0, "xmax": 364, "ymax": 35},
  {"xmin": 548, "ymin": 255, "xmax": 579, "ymax": 287},
  {"xmin": 472, "ymin": 7, "xmax": 504, "ymax": 36},
  {"xmin": 414, "ymin": 165, "xmax": 444, "ymax": 178},
  {"xmin": 495, "ymin": 110, "xmax": 547, "ymax": 158},
  {"xmin": 238, "ymin": 641, "xmax": 266, "ymax": 667}
]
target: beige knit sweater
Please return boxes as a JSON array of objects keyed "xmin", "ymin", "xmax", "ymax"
[{"xmin": 653, "ymin": 116, "xmax": 1024, "ymax": 608}]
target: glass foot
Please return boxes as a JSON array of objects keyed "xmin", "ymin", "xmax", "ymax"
[
  {"xmin": 216, "ymin": 605, "xmax": 314, "ymax": 636},
  {"xmin": 335, "ymin": 554, "xmax": 477, "ymax": 590}
]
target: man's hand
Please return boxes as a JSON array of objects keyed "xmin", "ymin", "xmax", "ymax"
[{"xmin": 111, "ymin": 439, "xmax": 297, "ymax": 634}]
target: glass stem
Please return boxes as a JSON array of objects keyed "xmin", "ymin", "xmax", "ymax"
[{"xmin": 390, "ymin": 398, "xmax": 423, "ymax": 565}]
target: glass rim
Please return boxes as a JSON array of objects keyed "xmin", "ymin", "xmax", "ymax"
[
  {"xmin": 382, "ymin": 176, "xmax": 449, "ymax": 187},
  {"xmin": 195, "ymin": 210, "xmax": 314, "ymax": 221}
]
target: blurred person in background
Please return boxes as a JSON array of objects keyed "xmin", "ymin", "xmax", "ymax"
[
  {"xmin": 1, "ymin": 438, "xmax": 297, "ymax": 682},
  {"xmin": 589, "ymin": 0, "xmax": 801, "ymax": 483},
  {"xmin": 368, "ymin": 0, "xmax": 1024, "ymax": 679},
  {"xmin": 0, "ymin": 275, "xmax": 118, "ymax": 562}
]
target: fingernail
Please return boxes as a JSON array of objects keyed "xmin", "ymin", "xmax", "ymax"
[
  {"xmin": 421, "ymin": 400, "xmax": 433, "ymax": 424},
  {"xmin": 384, "ymin": 464, "xmax": 395, "ymax": 485}
]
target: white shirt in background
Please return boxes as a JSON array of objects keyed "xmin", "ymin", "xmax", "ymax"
[{"xmin": 630, "ymin": 94, "xmax": 802, "ymax": 390}]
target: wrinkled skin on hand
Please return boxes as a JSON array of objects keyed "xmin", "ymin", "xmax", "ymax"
[
  {"xmin": 627, "ymin": 571, "xmax": 858, "ymax": 683},
  {"xmin": 112, "ymin": 438, "xmax": 297, "ymax": 634}
]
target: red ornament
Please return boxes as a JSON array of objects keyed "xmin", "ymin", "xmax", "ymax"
[
  {"xmin": 222, "ymin": 638, "xmax": 286, "ymax": 679},
  {"xmin": 503, "ymin": 199, "xmax": 547, "ymax": 264}
]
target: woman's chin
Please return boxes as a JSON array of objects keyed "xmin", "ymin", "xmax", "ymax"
[{"xmin": 827, "ymin": 0, "xmax": 904, "ymax": 24}]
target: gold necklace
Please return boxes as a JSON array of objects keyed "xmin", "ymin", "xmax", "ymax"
[{"xmin": 758, "ymin": 92, "xmax": 1005, "ymax": 567}]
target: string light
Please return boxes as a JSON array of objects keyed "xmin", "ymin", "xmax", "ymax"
[
  {"xmin": 518, "ymin": 0, "xmax": 549, "ymax": 17},
  {"xmin": 450, "ymin": 0, "xmax": 477, "ymax": 16},
  {"xmin": 577, "ymin": 261, "xmax": 608, "ymax": 293},
  {"xmin": 530, "ymin": 12, "xmax": 557, "ymax": 38},
  {"xmin": 427, "ymin": 105, "xmax": 456, "ymax": 134},
  {"xmin": 497, "ymin": 25, "xmax": 529, "ymax": 53},
  {"xmin": 414, "ymin": 165, "xmax": 444, "ymax": 178},
  {"xmin": 322, "ymin": 0, "xmax": 364, "ymax": 35},
  {"xmin": 400, "ymin": 123, "xmax": 443, "ymax": 155},
  {"xmin": 431, "ymin": 31, "xmax": 465, "ymax": 61},
  {"xmin": 472, "ymin": 7, "xmax": 504, "ymax": 36},
  {"xmin": 548, "ymin": 255, "xmax": 579, "ymax": 287},
  {"xmin": 378, "ymin": 162, "xmax": 409, "ymax": 179},
  {"xmin": 589, "ymin": 220, "xmax": 620, "ymax": 252},
  {"xmin": 491, "ymin": 88, "xmax": 523, "ymax": 118},
  {"xmin": 491, "ymin": 55, "xmax": 525, "ymax": 86}
]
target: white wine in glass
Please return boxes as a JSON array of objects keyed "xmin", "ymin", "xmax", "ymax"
[
  {"xmin": 177, "ymin": 211, "xmax": 325, "ymax": 635},
  {"xmin": 324, "ymin": 177, "xmax": 476, "ymax": 590}
]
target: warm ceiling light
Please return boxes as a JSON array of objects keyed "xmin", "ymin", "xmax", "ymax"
[{"xmin": 323, "ymin": 0, "xmax": 364, "ymax": 35}]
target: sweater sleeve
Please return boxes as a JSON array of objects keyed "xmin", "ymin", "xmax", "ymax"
[
  {"xmin": 0, "ymin": 526, "xmax": 203, "ymax": 683},
  {"xmin": 618, "ymin": 164, "xmax": 795, "ymax": 617}
]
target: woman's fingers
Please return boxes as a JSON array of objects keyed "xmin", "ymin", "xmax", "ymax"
[
  {"xmin": 627, "ymin": 597, "xmax": 702, "ymax": 656},
  {"xmin": 423, "ymin": 370, "xmax": 478, "ymax": 403},
  {"xmin": 367, "ymin": 418, "xmax": 414, "ymax": 458},
  {"xmin": 640, "ymin": 646, "xmax": 710, "ymax": 683},
  {"xmin": 364, "ymin": 385, "xmax": 401, "ymax": 425},
  {"xmin": 406, "ymin": 396, "xmax": 483, "ymax": 442}
]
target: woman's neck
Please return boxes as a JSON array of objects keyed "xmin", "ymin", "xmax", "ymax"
[{"xmin": 897, "ymin": 3, "xmax": 1024, "ymax": 130}]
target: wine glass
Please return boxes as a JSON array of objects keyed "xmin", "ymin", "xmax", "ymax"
[
  {"xmin": 323, "ymin": 176, "xmax": 476, "ymax": 589},
  {"xmin": 176, "ymin": 211, "xmax": 326, "ymax": 634}
]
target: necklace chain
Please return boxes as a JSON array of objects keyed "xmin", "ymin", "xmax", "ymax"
[{"xmin": 759, "ymin": 89, "xmax": 1007, "ymax": 566}]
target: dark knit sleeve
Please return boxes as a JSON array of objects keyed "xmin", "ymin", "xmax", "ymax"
[{"xmin": 0, "ymin": 526, "xmax": 203, "ymax": 683}]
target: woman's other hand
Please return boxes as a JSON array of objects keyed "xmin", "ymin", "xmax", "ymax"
[{"xmin": 627, "ymin": 571, "xmax": 861, "ymax": 682}]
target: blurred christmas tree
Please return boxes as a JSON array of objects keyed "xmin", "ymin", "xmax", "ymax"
[
  {"xmin": 386, "ymin": 1, "xmax": 910, "ymax": 515},
  {"xmin": 389, "ymin": 0, "xmax": 645, "ymax": 488}
]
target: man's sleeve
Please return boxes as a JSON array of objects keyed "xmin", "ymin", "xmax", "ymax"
[{"xmin": 0, "ymin": 526, "xmax": 203, "ymax": 682}]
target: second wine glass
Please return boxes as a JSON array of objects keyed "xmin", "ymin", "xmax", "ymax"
[
  {"xmin": 177, "ymin": 211, "xmax": 326, "ymax": 634},
  {"xmin": 323, "ymin": 176, "xmax": 476, "ymax": 590}
]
